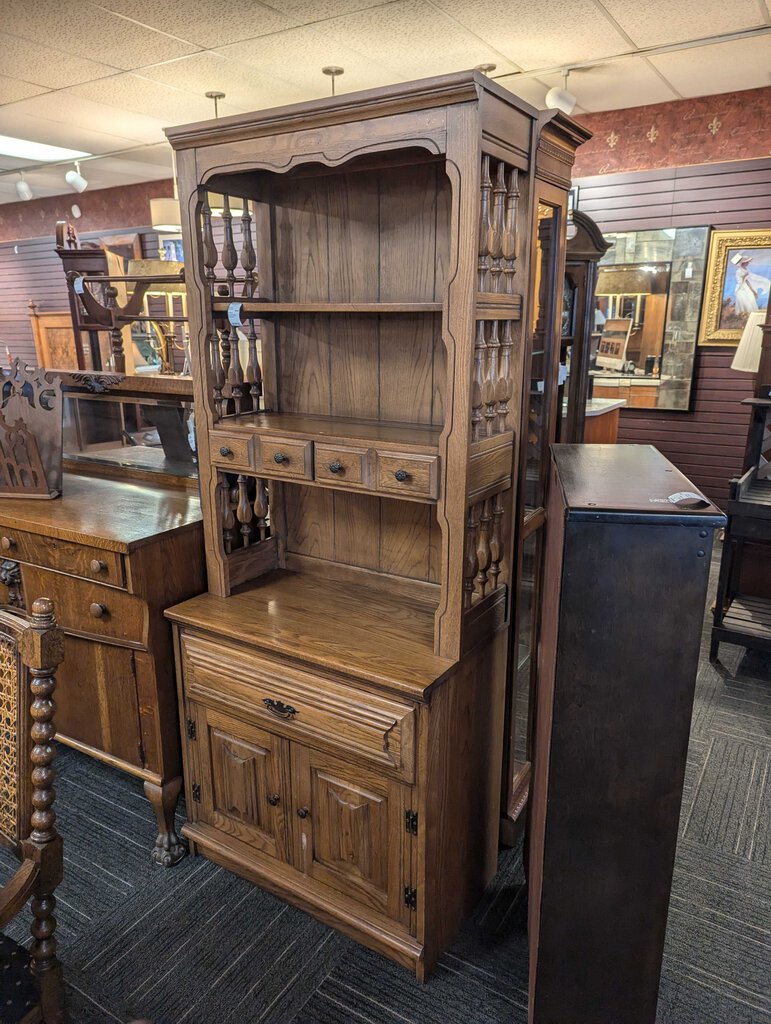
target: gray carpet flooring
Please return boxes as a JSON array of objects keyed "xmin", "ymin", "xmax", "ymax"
[{"xmin": 2, "ymin": 553, "xmax": 770, "ymax": 1024}]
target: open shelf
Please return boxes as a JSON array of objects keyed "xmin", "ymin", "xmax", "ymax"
[
  {"xmin": 718, "ymin": 595, "xmax": 771, "ymax": 652},
  {"xmin": 166, "ymin": 570, "xmax": 451, "ymax": 697},
  {"xmin": 212, "ymin": 299, "xmax": 443, "ymax": 316},
  {"xmin": 217, "ymin": 411, "xmax": 441, "ymax": 454}
]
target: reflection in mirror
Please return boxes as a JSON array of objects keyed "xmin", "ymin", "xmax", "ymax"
[{"xmin": 590, "ymin": 226, "xmax": 710, "ymax": 411}]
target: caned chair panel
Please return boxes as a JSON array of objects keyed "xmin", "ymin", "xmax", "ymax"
[{"xmin": 0, "ymin": 613, "xmax": 30, "ymax": 853}]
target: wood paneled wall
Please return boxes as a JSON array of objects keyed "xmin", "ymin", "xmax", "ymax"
[{"xmin": 573, "ymin": 157, "xmax": 771, "ymax": 506}]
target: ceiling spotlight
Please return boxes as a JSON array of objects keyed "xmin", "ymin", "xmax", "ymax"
[
  {"xmin": 65, "ymin": 161, "xmax": 88, "ymax": 193},
  {"xmin": 15, "ymin": 174, "xmax": 32, "ymax": 202},
  {"xmin": 322, "ymin": 66, "xmax": 344, "ymax": 96},
  {"xmin": 71, "ymin": 204, "xmax": 82, "ymax": 219},
  {"xmin": 545, "ymin": 69, "xmax": 577, "ymax": 116},
  {"xmin": 205, "ymin": 90, "xmax": 226, "ymax": 118}
]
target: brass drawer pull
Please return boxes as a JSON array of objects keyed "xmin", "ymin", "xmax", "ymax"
[
  {"xmin": 273, "ymin": 452, "xmax": 289, "ymax": 464},
  {"xmin": 297, "ymin": 807, "xmax": 309, "ymax": 819},
  {"xmin": 89, "ymin": 602, "xmax": 108, "ymax": 619},
  {"xmin": 90, "ymin": 559, "xmax": 107, "ymax": 574},
  {"xmin": 219, "ymin": 446, "xmax": 232, "ymax": 457},
  {"xmin": 263, "ymin": 697, "xmax": 297, "ymax": 719},
  {"xmin": 394, "ymin": 469, "xmax": 410, "ymax": 482},
  {"xmin": 267, "ymin": 793, "xmax": 281, "ymax": 807},
  {"xmin": 1, "ymin": 536, "xmax": 16, "ymax": 551},
  {"xmin": 328, "ymin": 460, "xmax": 343, "ymax": 474}
]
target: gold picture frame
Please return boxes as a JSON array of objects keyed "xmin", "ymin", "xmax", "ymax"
[{"xmin": 698, "ymin": 228, "xmax": 771, "ymax": 345}]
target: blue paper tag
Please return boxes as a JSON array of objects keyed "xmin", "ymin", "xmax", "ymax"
[{"xmin": 227, "ymin": 302, "xmax": 243, "ymax": 327}]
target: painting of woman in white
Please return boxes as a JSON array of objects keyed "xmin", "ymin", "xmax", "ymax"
[{"xmin": 720, "ymin": 249, "xmax": 771, "ymax": 330}]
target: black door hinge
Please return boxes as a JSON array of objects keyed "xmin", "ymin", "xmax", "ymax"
[
  {"xmin": 186, "ymin": 718, "xmax": 197, "ymax": 740},
  {"xmin": 405, "ymin": 809, "xmax": 418, "ymax": 835},
  {"xmin": 404, "ymin": 886, "xmax": 417, "ymax": 911},
  {"xmin": 191, "ymin": 783, "xmax": 201, "ymax": 802}
]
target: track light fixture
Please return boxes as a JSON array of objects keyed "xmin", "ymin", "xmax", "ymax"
[
  {"xmin": 545, "ymin": 69, "xmax": 577, "ymax": 116},
  {"xmin": 65, "ymin": 160, "xmax": 88, "ymax": 193},
  {"xmin": 15, "ymin": 173, "xmax": 32, "ymax": 201}
]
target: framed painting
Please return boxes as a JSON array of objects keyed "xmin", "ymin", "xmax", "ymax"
[
  {"xmin": 596, "ymin": 317, "xmax": 633, "ymax": 370},
  {"xmin": 698, "ymin": 228, "xmax": 771, "ymax": 345}
]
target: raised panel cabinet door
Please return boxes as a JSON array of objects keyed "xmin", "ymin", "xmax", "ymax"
[
  {"xmin": 195, "ymin": 705, "xmax": 291, "ymax": 861},
  {"xmin": 291, "ymin": 745, "xmax": 413, "ymax": 928}
]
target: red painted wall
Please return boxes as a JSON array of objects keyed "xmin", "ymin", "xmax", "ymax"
[{"xmin": 573, "ymin": 86, "xmax": 771, "ymax": 178}]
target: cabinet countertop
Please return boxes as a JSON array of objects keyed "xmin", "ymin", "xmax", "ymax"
[{"xmin": 0, "ymin": 473, "xmax": 202, "ymax": 552}]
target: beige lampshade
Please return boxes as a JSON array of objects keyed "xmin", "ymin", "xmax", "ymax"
[
  {"xmin": 731, "ymin": 311, "xmax": 766, "ymax": 373},
  {"xmin": 150, "ymin": 196, "xmax": 182, "ymax": 232}
]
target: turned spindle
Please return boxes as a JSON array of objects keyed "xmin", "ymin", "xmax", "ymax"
[
  {"xmin": 240, "ymin": 198, "xmax": 257, "ymax": 298},
  {"xmin": 490, "ymin": 161, "xmax": 506, "ymax": 293},
  {"xmin": 254, "ymin": 478, "xmax": 269, "ymax": 541},
  {"xmin": 236, "ymin": 475, "xmax": 253, "ymax": 547},
  {"xmin": 497, "ymin": 319, "xmax": 513, "ymax": 432},
  {"xmin": 484, "ymin": 320, "xmax": 500, "ymax": 437},
  {"xmin": 220, "ymin": 478, "xmax": 236, "ymax": 554},
  {"xmin": 475, "ymin": 499, "xmax": 492, "ymax": 599},
  {"xmin": 221, "ymin": 195, "xmax": 238, "ymax": 297},
  {"xmin": 478, "ymin": 155, "xmax": 492, "ymax": 292},
  {"xmin": 227, "ymin": 322, "xmax": 244, "ymax": 415},
  {"xmin": 463, "ymin": 506, "xmax": 479, "ymax": 610},
  {"xmin": 244, "ymin": 317, "xmax": 262, "ymax": 413},
  {"xmin": 104, "ymin": 284, "xmax": 126, "ymax": 373},
  {"xmin": 210, "ymin": 329, "xmax": 225, "ymax": 419},
  {"xmin": 201, "ymin": 193, "xmax": 218, "ymax": 295},
  {"xmin": 471, "ymin": 320, "xmax": 486, "ymax": 442},
  {"xmin": 489, "ymin": 496, "xmax": 504, "ymax": 590},
  {"xmin": 502, "ymin": 168, "xmax": 520, "ymax": 294}
]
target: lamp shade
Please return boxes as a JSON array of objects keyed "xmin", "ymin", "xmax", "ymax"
[
  {"xmin": 150, "ymin": 197, "xmax": 182, "ymax": 233},
  {"xmin": 731, "ymin": 311, "xmax": 766, "ymax": 373}
]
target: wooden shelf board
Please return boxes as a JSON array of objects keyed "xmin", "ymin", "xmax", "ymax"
[
  {"xmin": 212, "ymin": 299, "xmax": 442, "ymax": 316},
  {"xmin": 218, "ymin": 412, "xmax": 441, "ymax": 453},
  {"xmin": 166, "ymin": 570, "xmax": 452, "ymax": 698},
  {"xmin": 722, "ymin": 595, "xmax": 771, "ymax": 638}
]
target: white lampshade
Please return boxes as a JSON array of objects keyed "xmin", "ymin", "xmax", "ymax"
[
  {"xmin": 150, "ymin": 196, "xmax": 182, "ymax": 232},
  {"xmin": 731, "ymin": 311, "xmax": 766, "ymax": 373},
  {"xmin": 545, "ymin": 86, "xmax": 576, "ymax": 115}
]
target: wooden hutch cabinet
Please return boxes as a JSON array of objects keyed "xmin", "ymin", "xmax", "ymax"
[{"xmin": 164, "ymin": 72, "xmax": 586, "ymax": 978}]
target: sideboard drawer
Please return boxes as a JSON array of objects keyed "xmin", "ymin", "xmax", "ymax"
[
  {"xmin": 210, "ymin": 431, "xmax": 255, "ymax": 472},
  {"xmin": 21, "ymin": 565, "xmax": 147, "ymax": 648},
  {"xmin": 257, "ymin": 437, "xmax": 313, "ymax": 481},
  {"xmin": 0, "ymin": 529, "xmax": 125, "ymax": 588},
  {"xmin": 314, "ymin": 444, "xmax": 367, "ymax": 489},
  {"xmin": 375, "ymin": 451, "xmax": 439, "ymax": 501},
  {"xmin": 181, "ymin": 632, "xmax": 415, "ymax": 782}
]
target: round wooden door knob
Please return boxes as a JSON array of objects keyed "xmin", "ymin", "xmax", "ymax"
[
  {"xmin": 90, "ymin": 559, "xmax": 107, "ymax": 574},
  {"xmin": 89, "ymin": 602, "xmax": 108, "ymax": 618},
  {"xmin": 1, "ymin": 536, "xmax": 16, "ymax": 550}
]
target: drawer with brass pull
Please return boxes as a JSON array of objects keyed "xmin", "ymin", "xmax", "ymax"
[
  {"xmin": 181, "ymin": 631, "xmax": 415, "ymax": 781},
  {"xmin": 374, "ymin": 451, "xmax": 439, "ymax": 501},
  {"xmin": 257, "ymin": 437, "xmax": 313, "ymax": 481},
  {"xmin": 314, "ymin": 444, "xmax": 367, "ymax": 489},
  {"xmin": 0, "ymin": 529, "xmax": 125, "ymax": 588},
  {"xmin": 210, "ymin": 431, "xmax": 255, "ymax": 473},
  {"xmin": 20, "ymin": 564, "xmax": 147, "ymax": 647}
]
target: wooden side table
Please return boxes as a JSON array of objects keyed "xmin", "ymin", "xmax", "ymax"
[{"xmin": 0, "ymin": 473, "xmax": 205, "ymax": 865}]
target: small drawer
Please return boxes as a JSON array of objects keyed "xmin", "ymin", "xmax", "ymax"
[
  {"xmin": 258, "ymin": 437, "xmax": 313, "ymax": 481},
  {"xmin": 0, "ymin": 529, "xmax": 125, "ymax": 588},
  {"xmin": 211, "ymin": 432, "xmax": 255, "ymax": 472},
  {"xmin": 375, "ymin": 451, "xmax": 439, "ymax": 501},
  {"xmin": 181, "ymin": 633, "xmax": 416, "ymax": 782},
  {"xmin": 314, "ymin": 444, "xmax": 367, "ymax": 488},
  {"xmin": 21, "ymin": 565, "xmax": 147, "ymax": 648}
]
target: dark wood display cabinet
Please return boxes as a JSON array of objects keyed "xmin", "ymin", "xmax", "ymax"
[{"xmin": 163, "ymin": 72, "xmax": 587, "ymax": 977}]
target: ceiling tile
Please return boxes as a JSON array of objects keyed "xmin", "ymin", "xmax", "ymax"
[
  {"xmin": 0, "ymin": 34, "xmax": 118, "ymax": 90},
  {"xmin": 312, "ymin": 0, "xmax": 521, "ymax": 80},
  {"xmin": 0, "ymin": 76, "xmax": 49, "ymax": 105},
  {"xmin": 266, "ymin": 0, "xmax": 404, "ymax": 20},
  {"xmin": 649, "ymin": 36, "xmax": 771, "ymax": 96},
  {"xmin": 217, "ymin": 26, "xmax": 401, "ymax": 99},
  {"xmin": 1, "ymin": 92, "xmax": 173, "ymax": 147},
  {"xmin": 600, "ymin": 0, "xmax": 765, "ymax": 48},
  {"xmin": 93, "ymin": 0, "xmax": 297, "ymax": 48},
  {"xmin": 1, "ymin": 0, "xmax": 199, "ymax": 70},
  {"xmin": 431, "ymin": 0, "xmax": 631, "ymax": 70},
  {"xmin": 67, "ymin": 74, "xmax": 243, "ymax": 125},
  {"xmin": 138, "ymin": 53, "xmax": 305, "ymax": 111}
]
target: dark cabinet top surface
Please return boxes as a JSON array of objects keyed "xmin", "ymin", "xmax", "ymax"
[{"xmin": 552, "ymin": 444, "xmax": 725, "ymax": 523}]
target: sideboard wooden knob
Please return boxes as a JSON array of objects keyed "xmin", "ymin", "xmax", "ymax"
[
  {"xmin": 89, "ymin": 602, "xmax": 107, "ymax": 619},
  {"xmin": 1, "ymin": 536, "xmax": 16, "ymax": 551},
  {"xmin": 394, "ymin": 469, "xmax": 410, "ymax": 482},
  {"xmin": 90, "ymin": 559, "xmax": 107, "ymax": 574},
  {"xmin": 273, "ymin": 452, "xmax": 289, "ymax": 464},
  {"xmin": 219, "ymin": 446, "xmax": 232, "ymax": 457}
]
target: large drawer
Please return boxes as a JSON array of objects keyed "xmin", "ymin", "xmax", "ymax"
[
  {"xmin": 21, "ymin": 565, "xmax": 148, "ymax": 648},
  {"xmin": 0, "ymin": 528, "xmax": 125, "ymax": 588},
  {"xmin": 180, "ymin": 632, "xmax": 416, "ymax": 782}
]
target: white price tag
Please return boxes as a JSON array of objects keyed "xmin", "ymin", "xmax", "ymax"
[{"xmin": 227, "ymin": 302, "xmax": 243, "ymax": 328}]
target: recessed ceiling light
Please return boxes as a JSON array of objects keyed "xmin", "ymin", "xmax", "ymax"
[{"xmin": 0, "ymin": 135, "xmax": 90, "ymax": 163}]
